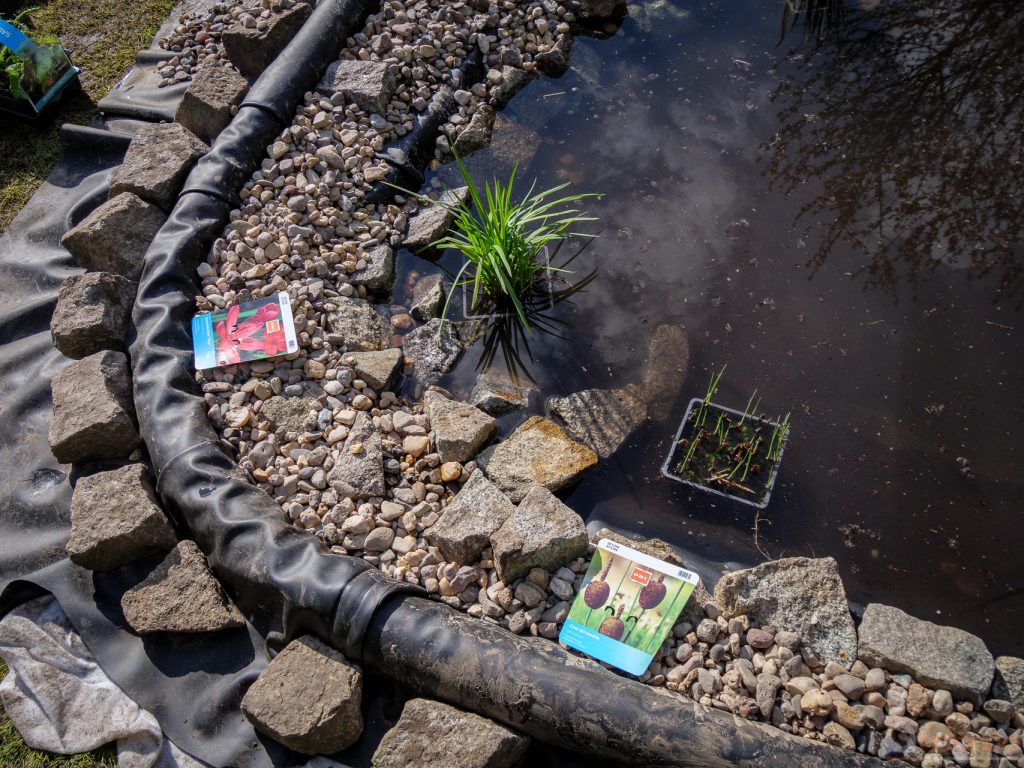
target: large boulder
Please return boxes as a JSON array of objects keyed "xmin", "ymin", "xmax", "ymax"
[
  {"xmin": 713, "ymin": 557, "xmax": 857, "ymax": 668},
  {"xmin": 49, "ymin": 350, "xmax": 140, "ymax": 464},
  {"xmin": 327, "ymin": 411, "xmax": 385, "ymax": 498},
  {"xmin": 858, "ymin": 603, "xmax": 994, "ymax": 704},
  {"xmin": 66, "ymin": 464, "xmax": 177, "ymax": 571},
  {"xmin": 108, "ymin": 123, "xmax": 208, "ymax": 211},
  {"xmin": 481, "ymin": 416, "xmax": 597, "ymax": 502},
  {"xmin": 640, "ymin": 323, "xmax": 689, "ymax": 417},
  {"xmin": 174, "ymin": 58, "xmax": 249, "ymax": 144},
  {"xmin": 402, "ymin": 318, "xmax": 466, "ymax": 386},
  {"xmin": 546, "ymin": 384, "xmax": 647, "ymax": 459},
  {"xmin": 993, "ymin": 656, "xmax": 1024, "ymax": 711},
  {"xmin": 424, "ymin": 471, "xmax": 514, "ymax": 564},
  {"xmin": 347, "ymin": 243, "xmax": 395, "ymax": 293},
  {"xmin": 222, "ymin": 3, "xmax": 312, "ymax": 77},
  {"xmin": 241, "ymin": 636, "xmax": 363, "ymax": 755},
  {"xmin": 60, "ymin": 192, "xmax": 165, "ymax": 280},
  {"xmin": 317, "ymin": 58, "xmax": 397, "ymax": 114},
  {"xmin": 470, "ymin": 371, "xmax": 534, "ymax": 414},
  {"xmin": 491, "ymin": 485, "xmax": 588, "ymax": 582},
  {"xmin": 120, "ymin": 540, "xmax": 245, "ymax": 634},
  {"xmin": 342, "ymin": 348, "xmax": 403, "ymax": 391},
  {"xmin": 50, "ymin": 272, "xmax": 136, "ymax": 359},
  {"xmin": 372, "ymin": 698, "xmax": 528, "ymax": 768},
  {"xmin": 326, "ymin": 298, "xmax": 390, "ymax": 351},
  {"xmin": 424, "ymin": 390, "xmax": 496, "ymax": 463},
  {"xmin": 402, "ymin": 187, "xmax": 470, "ymax": 251}
]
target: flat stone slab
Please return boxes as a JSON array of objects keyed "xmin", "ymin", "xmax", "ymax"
[
  {"xmin": 482, "ymin": 416, "xmax": 598, "ymax": 502},
  {"xmin": 372, "ymin": 698, "xmax": 528, "ymax": 768},
  {"xmin": 49, "ymin": 350, "xmax": 140, "ymax": 464},
  {"xmin": 858, "ymin": 603, "xmax": 994, "ymax": 704},
  {"xmin": 326, "ymin": 298, "xmax": 390, "ymax": 351},
  {"xmin": 469, "ymin": 371, "xmax": 534, "ymax": 414},
  {"xmin": 402, "ymin": 318, "xmax": 466, "ymax": 386},
  {"xmin": 241, "ymin": 636, "xmax": 363, "ymax": 755},
  {"xmin": 175, "ymin": 58, "xmax": 249, "ymax": 144},
  {"xmin": 424, "ymin": 471, "xmax": 515, "ymax": 564},
  {"xmin": 50, "ymin": 272, "xmax": 136, "ymax": 359},
  {"xmin": 67, "ymin": 464, "xmax": 176, "ymax": 571},
  {"xmin": 491, "ymin": 484, "xmax": 588, "ymax": 582},
  {"xmin": 260, "ymin": 393, "xmax": 319, "ymax": 434},
  {"xmin": 641, "ymin": 323, "xmax": 689, "ymax": 416},
  {"xmin": 60, "ymin": 192, "xmax": 165, "ymax": 281},
  {"xmin": 714, "ymin": 556, "xmax": 858, "ymax": 668},
  {"xmin": 424, "ymin": 390, "xmax": 496, "ymax": 463},
  {"xmin": 402, "ymin": 186, "xmax": 470, "ymax": 250},
  {"xmin": 108, "ymin": 123, "xmax": 208, "ymax": 211},
  {"xmin": 327, "ymin": 411, "xmax": 385, "ymax": 498},
  {"xmin": 348, "ymin": 244, "xmax": 395, "ymax": 292},
  {"xmin": 223, "ymin": 3, "xmax": 312, "ymax": 77},
  {"xmin": 546, "ymin": 384, "xmax": 647, "ymax": 459},
  {"xmin": 342, "ymin": 348, "xmax": 403, "ymax": 391},
  {"xmin": 317, "ymin": 58, "xmax": 397, "ymax": 115},
  {"xmin": 121, "ymin": 540, "xmax": 245, "ymax": 634}
]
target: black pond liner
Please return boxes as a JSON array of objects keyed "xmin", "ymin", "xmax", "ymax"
[{"xmin": 125, "ymin": 0, "xmax": 889, "ymax": 763}]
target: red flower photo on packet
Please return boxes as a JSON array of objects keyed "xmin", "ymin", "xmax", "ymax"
[{"xmin": 191, "ymin": 292, "xmax": 297, "ymax": 370}]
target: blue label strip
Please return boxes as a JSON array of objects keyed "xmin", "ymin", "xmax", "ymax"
[
  {"xmin": 0, "ymin": 20, "xmax": 36, "ymax": 58},
  {"xmin": 559, "ymin": 619, "xmax": 654, "ymax": 676}
]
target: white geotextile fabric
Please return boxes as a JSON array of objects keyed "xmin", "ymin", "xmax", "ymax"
[
  {"xmin": 0, "ymin": 595, "xmax": 351, "ymax": 768},
  {"xmin": 0, "ymin": 595, "xmax": 205, "ymax": 768}
]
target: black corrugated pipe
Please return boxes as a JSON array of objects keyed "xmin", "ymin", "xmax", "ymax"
[{"xmin": 128, "ymin": 3, "xmax": 886, "ymax": 764}]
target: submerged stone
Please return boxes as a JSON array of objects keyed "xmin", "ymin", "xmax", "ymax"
[{"xmin": 546, "ymin": 383, "xmax": 647, "ymax": 459}]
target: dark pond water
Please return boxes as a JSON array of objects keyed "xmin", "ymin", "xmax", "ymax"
[{"xmin": 407, "ymin": 0, "xmax": 1024, "ymax": 654}]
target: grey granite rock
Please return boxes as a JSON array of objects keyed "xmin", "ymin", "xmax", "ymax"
[
  {"xmin": 373, "ymin": 698, "xmax": 528, "ymax": 768},
  {"xmin": 858, "ymin": 603, "xmax": 994, "ymax": 704},
  {"xmin": 174, "ymin": 59, "xmax": 249, "ymax": 144},
  {"xmin": 453, "ymin": 104, "xmax": 495, "ymax": 156},
  {"xmin": 326, "ymin": 298, "xmax": 391, "ymax": 351},
  {"xmin": 50, "ymin": 272, "xmax": 136, "ymax": 359},
  {"xmin": 67, "ymin": 464, "xmax": 176, "ymax": 571},
  {"xmin": 348, "ymin": 244, "xmax": 395, "ymax": 292},
  {"xmin": 241, "ymin": 636, "xmax": 362, "ymax": 755},
  {"xmin": 992, "ymin": 656, "xmax": 1024, "ymax": 711},
  {"xmin": 410, "ymin": 274, "xmax": 446, "ymax": 322},
  {"xmin": 491, "ymin": 484, "xmax": 588, "ymax": 582},
  {"xmin": 317, "ymin": 59, "xmax": 397, "ymax": 114},
  {"xmin": 535, "ymin": 34, "xmax": 573, "ymax": 78},
  {"xmin": 546, "ymin": 384, "xmax": 647, "ymax": 459},
  {"xmin": 108, "ymin": 123, "xmax": 208, "ymax": 211},
  {"xmin": 60, "ymin": 193, "xmax": 165, "ymax": 280},
  {"xmin": 424, "ymin": 471, "xmax": 514, "ymax": 564},
  {"xmin": 714, "ymin": 557, "xmax": 858, "ymax": 668},
  {"xmin": 641, "ymin": 323, "xmax": 689, "ymax": 415},
  {"xmin": 327, "ymin": 412, "xmax": 385, "ymax": 498},
  {"xmin": 424, "ymin": 390, "xmax": 496, "ymax": 463},
  {"xmin": 573, "ymin": 0, "xmax": 628, "ymax": 20},
  {"xmin": 490, "ymin": 65, "xmax": 534, "ymax": 109},
  {"xmin": 222, "ymin": 3, "xmax": 312, "ymax": 77},
  {"xmin": 260, "ymin": 394, "xmax": 319, "ymax": 433},
  {"xmin": 341, "ymin": 348, "xmax": 403, "ymax": 390},
  {"xmin": 402, "ymin": 186, "xmax": 470, "ymax": 251},
  {"xmin": 120, "ymin": 540, "xmax": 245, "ymax": 633},
  {"xmin": 402, "ymin": 318, "xmax": 466, "ymax": 386},
  {"xmin": 469, "ymin": 371, "xmax": 534, "ymax": 414},
  {"xmin": 49, "ymin": 350, "xmax": 140, "ymax": 464},
  {"xmin": 482, "ymin": 416, "xmax": 597, "ymax": 503}
]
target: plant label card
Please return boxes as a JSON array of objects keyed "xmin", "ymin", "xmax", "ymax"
[
  {"xmin": 560, "ymin": 538, "xmax": 699, "ymax": 676},
  {"xmin": 0, "ymin": 20, "xmax": 77, "ymax": 112},
  {"xmin": 192, "ymin": 292, "xmax": 298, "ymax": 370}
]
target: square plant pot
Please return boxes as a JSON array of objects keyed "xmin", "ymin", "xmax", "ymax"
[{"xmin": 661, "ymin": 397, "xmax": 790, "ymax": 509}]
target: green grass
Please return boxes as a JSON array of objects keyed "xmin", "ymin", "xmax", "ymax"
[
  {"xmin": 0, "ymin": 657, "xmax": 118, "ymax": 768},
  {"xmin": 0, "ymin": 0, "xmax": 178, "ymax": 234}
]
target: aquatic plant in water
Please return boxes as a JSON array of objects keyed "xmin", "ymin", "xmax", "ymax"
[
  {"xmin": 428, "ymin": 151, "xmax": 602, "ymax": 333},
  {"xmin": 667, "ymin": 368, "xmax": 791, "ymax": 507}
]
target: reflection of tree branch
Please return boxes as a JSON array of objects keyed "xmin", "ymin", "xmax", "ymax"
[{"xmin": 766, "ymin": 0, "xmax": 1024, "ymax": 303}]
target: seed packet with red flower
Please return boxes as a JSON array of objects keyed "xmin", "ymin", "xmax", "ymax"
[
  {"xmin": 561, "ymin": 539, "xmax": 699, "ymax": 676},
  {"xmin": 192, "ymin": 292, "xmax": 298, "ymax": 370}
]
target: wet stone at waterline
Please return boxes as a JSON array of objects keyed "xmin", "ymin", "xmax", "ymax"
[{"xmin": 546, "ymin": 383, "xmax": 647, "ymax": 459}]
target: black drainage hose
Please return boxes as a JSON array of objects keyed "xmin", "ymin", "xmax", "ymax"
[{"xmin": 128, "ymin": 3, "xmax": 885, "ymax": 765}]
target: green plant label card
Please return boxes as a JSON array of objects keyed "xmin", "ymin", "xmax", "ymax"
[
  {"xmin": 560, "ymin": 539, "xmax": 699, "ymax": 676},
  {"xmin": 192, "ymin": 292, "xmax": 298, "ymax": 369}
]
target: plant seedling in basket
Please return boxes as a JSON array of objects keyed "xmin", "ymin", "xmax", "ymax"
[{"xmin": 662, "ymin": 367, "xmax": 791, "ymax": 508}]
